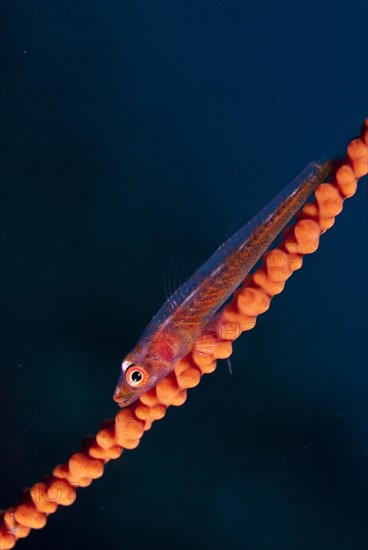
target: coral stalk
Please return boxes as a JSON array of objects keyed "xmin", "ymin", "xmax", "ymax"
[{"xmin": 1, "ymin": 120, "xmax": 367, "ymax": 549}]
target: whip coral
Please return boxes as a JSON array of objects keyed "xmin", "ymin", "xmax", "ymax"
[{"xmin": 0, "ymin": 120, "xmax": 367, "ymax": 549}]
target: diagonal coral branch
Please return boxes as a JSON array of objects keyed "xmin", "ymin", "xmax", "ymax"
[{"xmin": 1, "ymin": 120, "xmax": 367, "ymax": 549}]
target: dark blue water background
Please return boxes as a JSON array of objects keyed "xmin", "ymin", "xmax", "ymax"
[{"xmin": 1, "ymin": 2, "xmax": 367, "ymax": 549}]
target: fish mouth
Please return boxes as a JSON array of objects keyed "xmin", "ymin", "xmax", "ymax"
[
  {"xmin": 115, "ymin": 400, "xmax": 131, "ymax": 408},
  {"xmin": 114, "ymin": 396, "xmax": 132, "ymax": 408},
  {"xmin": 113, "ymin": 387, "xmax": 134, "ymax": 407}
]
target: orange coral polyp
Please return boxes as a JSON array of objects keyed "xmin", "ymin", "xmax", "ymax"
[{"xmin": 0, "ymin": 120, "xmax": 367, "ymax": 549}]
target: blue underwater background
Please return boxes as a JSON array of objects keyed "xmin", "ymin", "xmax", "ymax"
[{"xmin": 0, "ymin": 1, "xmax": 367, "ymax": 549}]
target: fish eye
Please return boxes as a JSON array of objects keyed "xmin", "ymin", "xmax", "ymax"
[{"xmin": 126, "ymin": 365, "xmax": 148, "ymax": 388}]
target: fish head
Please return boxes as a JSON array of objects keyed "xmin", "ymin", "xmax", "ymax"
[
  {"xmin": 113, "ymin": 356, "xmax": 160, "ymax": 407},
  {"xmin": 113, "ymin": 330, "xmax": 189, "ymax": 407},
  {"xmin": 113, "ymin": 342, "xmax": 176, "ymax": 407}
]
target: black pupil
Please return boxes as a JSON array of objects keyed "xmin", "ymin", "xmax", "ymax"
[{"xmin": 131, "ymin": 370, "xmax": 142, "ymax": 383}]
